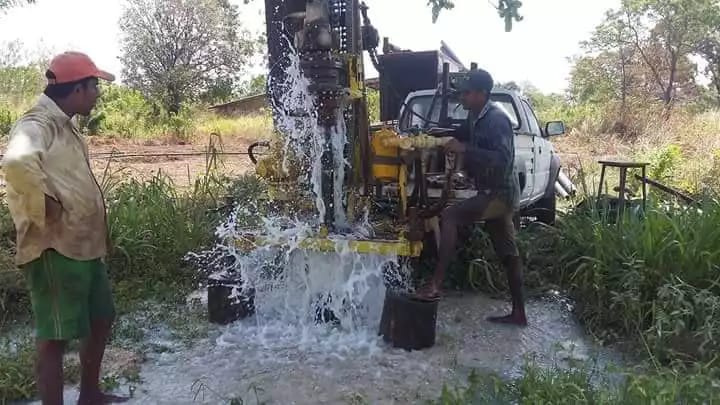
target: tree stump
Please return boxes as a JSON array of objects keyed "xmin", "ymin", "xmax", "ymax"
[
  {"xmin": 378, "ymin": 290, "xmax": 439, "ymax": 351},
  {"xmin": 207, "ymin": 277, "xmax": 255, "ymax": 325}
]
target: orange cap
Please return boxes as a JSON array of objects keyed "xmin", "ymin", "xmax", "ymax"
[{"xmin": 47, "ymin": 51, "xmax": 115, "ymax": 85}]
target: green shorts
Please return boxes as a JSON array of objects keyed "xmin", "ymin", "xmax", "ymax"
[{"xmin": 22, "ymin": 249, "xmax": 116, "ymax": 341}]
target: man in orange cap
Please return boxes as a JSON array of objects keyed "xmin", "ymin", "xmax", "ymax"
[{"xmin": 1, "ymin": 52, "xmax": 127, "ymax": 405}]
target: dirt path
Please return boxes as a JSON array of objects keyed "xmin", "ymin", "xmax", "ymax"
[
  {"xmin": 86, "ymin": 136, "xmax": 259, "ymax": 188},
  {"xmin": 0, "ymin": 136, "xmax": 260, "ymax": 192}
]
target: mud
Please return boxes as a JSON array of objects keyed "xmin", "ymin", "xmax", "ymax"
[{"xmin": 36, "ymin": 292, "xmax": 623, "ymax": 405}]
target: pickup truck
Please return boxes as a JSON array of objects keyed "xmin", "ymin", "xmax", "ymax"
[{"xmin": 396, "ymin": 87, "xmax": 574, "ymax": 225}]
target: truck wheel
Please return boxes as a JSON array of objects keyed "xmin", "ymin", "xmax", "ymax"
[{"xmin": 534, "ymin": 193, "xmax": 556, "ymax": 225}]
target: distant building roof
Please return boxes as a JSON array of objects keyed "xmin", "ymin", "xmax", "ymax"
[{"xmin": 209, "ymin": 93, "xmax": 267, "ymax": 111}]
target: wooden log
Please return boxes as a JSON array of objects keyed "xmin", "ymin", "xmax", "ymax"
[
  {"xmin": 378, "ymin": 290, "xmax": 439, "ymax": 351},
  {"xmin": 634, "ymin": 174, "xmax": 696, "ymax": 205},
  {"xmin": 207, "ymin": 278, "xmax": 255, "ymax": 325}
]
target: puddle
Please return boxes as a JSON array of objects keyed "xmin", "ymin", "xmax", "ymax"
[{"xmin": 34, "ymin": 293, "xmax": 620, "ymax": 405}]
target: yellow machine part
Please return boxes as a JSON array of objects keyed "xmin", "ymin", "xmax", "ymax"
[
  {"xmin": 346, "ymin": 55, "xmax": 363, "ymax": 100},
  {"xmin": 255, "ymin": 139, "xmax": 300, "ymax": 182},
  {"xmin": 370, "ymin": 128, "xmax": 403, "ymax": 182},
  {"xmin": 236, "ymin": 234, "xmax": 423, "ymax": 257}
]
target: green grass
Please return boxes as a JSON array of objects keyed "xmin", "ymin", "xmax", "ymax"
[
  {"xmin": 194, "ymin": 112, "xmax": 273, "ymax": 141},
  {"xmin": 0, "ymin": 155, "xmax": 264, "ymax": 402},
  {"xmin": 433, "ymin": 359, "xmax": 720, "ymax": 405},
  {"xmin": 551, "ymin": 199, "xmax": 720, "ymax": 363}
]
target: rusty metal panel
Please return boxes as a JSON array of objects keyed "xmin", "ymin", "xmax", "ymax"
[{"xmin": 377, "ymin": 50, "xmax": 466, "ymax": 122}]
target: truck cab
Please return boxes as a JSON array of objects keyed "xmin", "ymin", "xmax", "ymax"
[{"xmin": 396, "ymin": 87, "xmax": 567, "ymax": 223}]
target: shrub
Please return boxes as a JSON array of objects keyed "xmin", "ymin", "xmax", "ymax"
[
  {"xmin": 0, "ymin": 104, "xmax": 15, "ymax": 136},
  {"xmin": 434, "ymin": 360, "xmax": 720, "ymax": 405},
  {"xmin": 551, "ymin": 200, "xmax": 720, "ymax": 363},
  {"xmin": 84, "ymin": 84, "xmax": 158, "ymax": 138}
]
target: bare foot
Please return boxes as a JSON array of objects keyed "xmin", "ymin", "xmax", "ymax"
[
  {"xmin": 77, "ymin": 392, "xmax": 130, "ymax": 405},
  {"xmin": 413, "ymin": 283, "xmax": 442, "ymax": 301},
  {"xmin": 487, "ymin": 312, "xmax": 528, "ymax": 326}
]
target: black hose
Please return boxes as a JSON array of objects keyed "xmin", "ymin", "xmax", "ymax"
[{"xmin": 248, "ymin": 141, "xmax": 271, "ymax": 165}]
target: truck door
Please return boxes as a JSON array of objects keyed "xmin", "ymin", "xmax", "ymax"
[
  {"xmin": 508, "ymin": 102, "xmax": 533, "ymax": 205},
  {"xmin": 520, "ymin": 99, "xmax": 548, "ymax": 201}
]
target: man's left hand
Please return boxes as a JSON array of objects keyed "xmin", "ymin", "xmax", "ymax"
[{"xmin": 443, "ymin": 138, "xmax": 466, "ymax": 154}]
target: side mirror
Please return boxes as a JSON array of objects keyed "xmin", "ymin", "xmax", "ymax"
[{"xmin": 544, "ymin": 121, "xmax": 565, "ymax": 137}]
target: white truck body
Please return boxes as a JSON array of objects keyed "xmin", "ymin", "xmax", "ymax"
[{"xmin": 396, "ymin": 87, "xmax": 570, "ymax": 221}]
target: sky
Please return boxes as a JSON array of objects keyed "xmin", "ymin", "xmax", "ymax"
[{"xmin": 0, "ymin": 0, "xmax": 621, "ymax": 94}]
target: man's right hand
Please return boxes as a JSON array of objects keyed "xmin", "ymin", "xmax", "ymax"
[
  {"xmin": 45, "ymin": 195, "xmax": 62, "ymax": 224},
  {"xmin": 443, "ymin": 138, "xmax": 467, "ymax": 154}
]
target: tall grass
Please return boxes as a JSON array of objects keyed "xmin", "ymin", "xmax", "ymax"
[
  {"xmin": 194, "ymin": 112, "xmax": 273, "ymax": 141},
  {"xmin": 553, "ymin": 200, "xmax": 720, "ymax": 363},
  {"xmin": 555, "ymin": 108, "xmax": 720, "ymax": 196},
  {"xmin": 0, "ymin": 151, "xmax": 263, "ymax": 402},
  {"xmin": 434, "ymin": 358, "xmax": 720, "ymax": 405}
]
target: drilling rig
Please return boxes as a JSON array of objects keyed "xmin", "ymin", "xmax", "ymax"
[{"xmin": 244, "ymin": 0, "xmax": 569, "ymax": 259}]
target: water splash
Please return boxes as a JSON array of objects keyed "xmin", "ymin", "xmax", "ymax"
[{"xmin": 187, "ymin": 33, "xmax": 411, "ymax": 357}]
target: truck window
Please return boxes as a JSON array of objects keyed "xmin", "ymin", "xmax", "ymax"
[
  {"xmin": 400, "ymin": 93, "xmax": 521, "ymax": 131},
  {"xmin": 521, "ymin": 99, "xmax": 541, "ymax": 136}
]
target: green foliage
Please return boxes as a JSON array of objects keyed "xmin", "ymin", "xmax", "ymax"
[
  {"xmin": 83, "ymin": 83, "xmax": 157, "ymax": 138},
  {"xmin": 552, "ymin": 201, "xmax": 720, "ymax": 362},
  {"xmin": 195, "ymin": 112, "xmax": 273, "ymax": 140},
  {"xmin": 0, "ymin": 65, "xmax": 44, "ymax": 110},
  {"xmin": 0, "ymin": 337, "xmax": 35, "ymax": 402},
  {"xmin": 0, "ymin": 335, "xmax": 90, "ymax": 403},
  {"xmin": 0, "ymin": 0, "xmax": 33, "ymax": 11},
  {"xmin": 238, "ymin": 74, "xmax": 267, "ymax": 97},
  {"xmin": 105, "ymin": 171, "xmax": 226, "ymax": 301},
  {"xmin": 433, "ymin": 360, "xmax": 720, "ymax": 405},
  {"xmin": 119, "ymin": 0, "xmax": 258, "ymax": 113},
  {"xmin": 0, "ymin": 105, "xmax": 15, "ymax": 136},
  {"xmin": 427, "ymin": 0, "xmax": 455, "ymax": 23},
  {"xmin": 645, "ymin": 144, "xmax": 682, "ymax": 182}
]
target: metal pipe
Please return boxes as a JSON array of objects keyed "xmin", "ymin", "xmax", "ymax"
[
  {"xmin": 555, "ymin": 182, "xmax": 569, "ymax": 199},
  {"xmin": 557, "ymin": 170, "xmax": 576, "ymax": 195},
  {"xmin": 438, "ymin": 62, "xmax": 450, "ymax": 126}
]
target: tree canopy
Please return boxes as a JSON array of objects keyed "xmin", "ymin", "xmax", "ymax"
[
  {"xmin": 569, "ymin": 0, "xmax": 720, "ymax": 110},
  {"xmin": 0, "ymin": 0, "xmax": 33, "ymax": 10},
  {"xmin": 119, "ymin": 0, "xmax": 258, "ymax": 113}
]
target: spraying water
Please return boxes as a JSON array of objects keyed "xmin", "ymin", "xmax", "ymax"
[{"xmin": 186, "ymin": 38, "xmax": 411, "ymax": 357}]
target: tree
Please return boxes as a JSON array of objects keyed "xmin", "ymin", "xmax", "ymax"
[
  {"xmin": 243, "ymin": 0, "xmax": 522, "ymax": 31},
  {"xmin": 582, "ymin": 9, "xmax": 637, "ymax": 116},
  {"xmin": 695, "ymin": 5, "xmax": 720, "ymax": 105},
  {"xmin": 621, "ymin": 0, "xmax": 717, "ymax": 106},
  {"xmin": 0, "ymin": 0, "xmax": 33, "ymax": 11},
  {"xmin": 238, "ymin": 74, "xmax": 267, "ymax": 97},
  {"xmin": 119, "ymin": 0, "xmax": 257, "ymax": 114},
  {"xmin": 0, "ymin": 40, "xmax": 24, "ymax": 67},
  {"xmin": 428, "ymin": 0, "xmax": 523, "ymax": 31},
  {"xmin": 698, "ymin": 35, "xmax": 720, "ymax": 104}
]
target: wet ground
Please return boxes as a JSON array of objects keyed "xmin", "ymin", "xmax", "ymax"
[{"xmin": 28, "ymin": 292, "xmax": 623, "ymax": 405}]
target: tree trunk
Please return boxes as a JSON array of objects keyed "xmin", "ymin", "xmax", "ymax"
[
  {"xmin": 712, "ymin": 67, "xmax": 720, "ymax": 106},
  {"xmin": 378, "ymin": 290, "xmax": 439, "ymax": 351},
  {"xmin": 664, "ymin": 49, "xmax": 678, "ymax": 107},
  {"xmin": 166, "ymin": 84, "xmax": 182, "ymax": 114}
]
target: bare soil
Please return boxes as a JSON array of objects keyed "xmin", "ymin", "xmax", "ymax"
[{"xmin": 85, "ymin": 136, "xmax": 258, "ymax": 188}]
